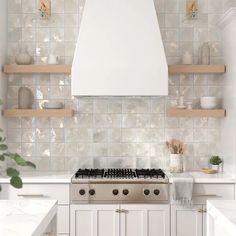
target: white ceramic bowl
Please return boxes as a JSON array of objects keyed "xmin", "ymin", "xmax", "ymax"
[
  {"xmin": 200, "ymin": 97, "xmax": 217, "ymax": 109},
  {"xmin": 43, "ymin": 101, "xmax": 64, "ymax": 109}
]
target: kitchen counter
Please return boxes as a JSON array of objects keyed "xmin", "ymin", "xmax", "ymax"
[
  {"xmin": 168, "ymin": 171, "xmax": 235, "ymax": 183},
  {"xmin": 0, "ymin": 171, "xmax": 73, "ymax": 184},
  {"xmin": 207, "ymin": 200, "xmax": 236, "ymax": 236},
  {"xmin": 0, "ymin": 171, "xmax": 235, "ymax": 184},
  {"xmin": 0, "ymin": 200, "xmax": 57, "ymax": 236}
]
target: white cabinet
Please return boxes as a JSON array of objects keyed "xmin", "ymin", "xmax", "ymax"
[
  {"xmin": 171, "ymin": 183, "xmax": 235, "ymax": 236},
  {"xmin": 171, "ymin": 205, "xmax": 203, "ymax": 236},
  {"xmin": 70, "ymin": 204, "xmax": 170, "ymax": 236},
  {"xmin": 70, "ymin": 204, "xmax": 120, "ymax": 236},
  {"xmin": 121, "ymin": 204, "xmax": 170, "ymax": 236}
]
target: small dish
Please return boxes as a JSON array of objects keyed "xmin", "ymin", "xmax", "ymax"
[
  {"xmin": 176, "ymin": 105, "xmax": 187, "ymax": 109},
  {"xmin": 42, "ymin": 101, "xmax": 64, "ymax": 109}
]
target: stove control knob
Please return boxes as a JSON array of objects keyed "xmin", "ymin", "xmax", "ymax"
[
  {"xmin": 112, "ymin": 189, "xmax": 119, "ymax": 195},
  {"xmin": 89, "ymin": 189, "xmax": 95, "ymax": 196},
  {"xmin": 154, "ymin": 189, "xmax": 160, "ymax": 196},
  {"xmin": 144, "ymin": 189, "xmax": 150, "ymax": 196},
  {"xmin": 79, "ymin": 189, "xmax": 86, "ymax": 196},
  {"xmin": 123, "ymin": 189, "xmax": 129, "ymax": 196}
]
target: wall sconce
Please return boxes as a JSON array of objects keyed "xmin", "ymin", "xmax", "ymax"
[
  {"xmin": 39, "ymin": 0, "xmax": 51, "ymax": 19},
  {"xmin": 186, "ymin": 0, "xmax": 198, "ymax": 19}
]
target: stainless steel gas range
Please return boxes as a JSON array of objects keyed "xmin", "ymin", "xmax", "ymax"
[{"xmin": 71, "ymin": 168, "xmax": 169, "ymax": 204}]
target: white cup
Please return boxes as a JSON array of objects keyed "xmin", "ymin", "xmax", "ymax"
[{"xmin": 48, "ymin": 54, "xmax": 59, "ymax": 64}]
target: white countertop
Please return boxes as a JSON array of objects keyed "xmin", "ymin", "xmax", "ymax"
[
  {"xmin": 0, "ymin": 171, "xmax": 73, "ymax": 184},
  {"xmin": 168, "ymin": 171, "xmax": 236, "ymax": 184},
  {"xmin": 0, "ymin": 200, "xmax": 57, "ymax": 236},
  {"xmin": 207, "ymin": 200, "xmax": 236, "ymax": 236},
  {"xmin": 0, "ymin": 171, "xmax": 235, "ymax": 184}
]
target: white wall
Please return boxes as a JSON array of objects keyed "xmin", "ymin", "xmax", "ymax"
[
  {"xmin": 0, "ymin": 0, "xmax": 7, "ymax": 131},
  {"xmin": 219, "ymin": 9, "xmax": 236, "ymax": 175}
]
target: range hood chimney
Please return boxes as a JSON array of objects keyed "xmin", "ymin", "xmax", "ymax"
[{"xmin": 71, "ymin": 0, "xmax": 168, "ymax": 96}]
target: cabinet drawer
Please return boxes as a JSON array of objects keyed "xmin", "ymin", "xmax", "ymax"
[
  {"xmin": 58, "ymin": 205, "xmax": 70, "ymax": 234},
  {"xmin": 4, "ymin": 184, "xmax": 70, "ymax": 205},
  {"xmin": 192, "ymin": 184, "xmax": 235, "ymax": 204}
]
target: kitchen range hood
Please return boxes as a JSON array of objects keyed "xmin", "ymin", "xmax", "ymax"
[{"xmin": 71, "ymin": 0, "xmax": 168, "ymax": 96}]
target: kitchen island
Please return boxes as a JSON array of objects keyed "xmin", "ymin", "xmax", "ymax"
[
  {"xmin": 0, "ymin": 200, "xmax": 57, "ymax": 236},
  {"xmin": 207, "ymin": 200, "xmax": 236, "ymax": 236}
]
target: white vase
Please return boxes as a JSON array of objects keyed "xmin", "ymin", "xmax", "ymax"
[
  {"xmin": 170, "ymin": 154, "xmax": 183, "ymax": 173},
  {"xmin": 211, "ymin": 164, "xmax": 219, "ymax": 172}
]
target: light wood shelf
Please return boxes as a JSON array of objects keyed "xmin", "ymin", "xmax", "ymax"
[
  {"xmin": 167, "ymin": 109, "xmax": 226, "ymax": 118},
  {"xmin": 2, "ymin": 109, "xmax": 74, "ymax": 118},
  {"xmin": 3, "ymin": 64, "xmax": 71, "ymax": 74},
  {"xmin": 4, "ymin": 64, "xmax": 226, "ymax": 75},
  {"xmin": 168, "ymin": 65, "xmax": 226, "ymax": 74}
]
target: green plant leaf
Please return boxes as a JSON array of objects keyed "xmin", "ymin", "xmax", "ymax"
[
  {"xmin": 7, "ymin": 168, "xmax": 20, "ymax": 177},
  {"xmin": 0, "ymin": 144, "xmax": 8, "ymax": 151},
  {"xmin": 0, "ymin": 137, "xmax": 6, "ymax": 143},
  {"xmin": 8, "ymin": 153, "xmax": 28, "ymax": 166},
  {"xmin": 0, "ymin": 128, "xmax": 3, "ymax": 132},
  {"xmin": 10, "ymin": 176, "xmax": 23, "ymax": 189},
  {"xmin": 0, "ymin": 155, "xmax": 5, "ymax": 161},
  {"xmin": 25, "ymin": 161, "xmax": 36, "ymax": 169}
]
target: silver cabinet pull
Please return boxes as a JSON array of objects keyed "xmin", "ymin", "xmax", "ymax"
[
  {"xmin": 17, "ymin": 194, "xmax": 45, "ymax": 197},
  {"xmin": 121, "ymin": 209, "xmax": 128, "ymax": 213},
  {"xmin": 115, "ymin": 209, "xmax": 121, "ymax": 213},
  {"xmin": 194, "ymin": 194, "xmax": 220, "ymax": 198},
  {"xmin": 198, "ymin": 209, "xmax": 203, "ymax": 213},
  {"xmin": 203, "ymin": 209, "xmax": 207, "ymax": 213}
]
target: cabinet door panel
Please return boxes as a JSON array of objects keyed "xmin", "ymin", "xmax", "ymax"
[
  {"xmin": 171, "ymin": 205, "xmax": 202, "ymax": 236},
  {"xmin": 70, "ymin": 204, "xmax": 119, "ymax": 236},
  {"xmin": 121, "ymin": 204, "xmax": 170, "ymax": 236}
]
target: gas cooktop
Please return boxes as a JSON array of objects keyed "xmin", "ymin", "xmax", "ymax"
[{"xmin": 71, "ymin": 168, "xmax": 169, "ymax": 203}]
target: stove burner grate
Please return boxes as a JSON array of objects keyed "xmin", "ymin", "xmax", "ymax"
[{"xmin": 75, "ymin": 168, "xmax": 166, "ymax": 179}]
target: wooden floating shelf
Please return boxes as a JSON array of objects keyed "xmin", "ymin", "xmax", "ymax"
[
  {"xmin": 167, "ymin": 109, "xmax": 226, "ymax": 118},
  {"xmin": 4, "ymin": 64, "xmax": 226, "ymax": 75},
  {"xmin": 3, "ymin": 64, "xmax": 71, "ymax": 74},
  {"xmin": 2, "ymin": 109, "xmax": 74, "ymax": 118},
  {"xmin": 168, "ymin": 65, "xmax": 226, "ymax": 74}
]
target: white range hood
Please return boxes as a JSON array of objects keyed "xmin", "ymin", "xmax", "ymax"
[{"xmin": 71, "ymin": 0, "xmax": 168, "ymax": 96}]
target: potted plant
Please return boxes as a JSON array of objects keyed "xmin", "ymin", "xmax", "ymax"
[
  {"xmin": 209, "ymin": 156, "xmax": 222, "ymax": 172},
  {"xmin": 166, "ymin": 139, "xmax": 187, "ymax": 173},
  {"xmin": 0, "ymin": 99, "xmax": 36, "ymax": 192}
]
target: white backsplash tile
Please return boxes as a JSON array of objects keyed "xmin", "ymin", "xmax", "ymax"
[{"xmin": 6, "ymin": 0, "xmax": 229, "ymax": 171}]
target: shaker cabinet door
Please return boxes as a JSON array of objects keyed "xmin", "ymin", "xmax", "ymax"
[
  {"xmin": 70, "ymin": 204, "xmax": 120, "ymax": 236},
  {"xmin": 120, "ymin": 204, "xmax": 170, "ymax": 236},
  {"xmin": 171, "ymin": 205, "xmax": 203, "ymax": 236}
]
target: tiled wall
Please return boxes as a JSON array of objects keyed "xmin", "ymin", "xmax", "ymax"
[{"xmin": 6, "ymin": 0, "xmax": 233, "ymax": 171}]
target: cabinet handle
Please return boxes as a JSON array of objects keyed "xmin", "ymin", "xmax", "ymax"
[
  {"xmin": 203, "ymin": 209, "xmax": 207, "ymax": 213},
  {"xmin": 198, "ymin": 209, "xmax": 203, "ymax": 213},
  {"xmin": 194, "ymin": 194, "xmax": 220, "ymax": 198},
  {"xmin": 115, "ymin": 209, "xmax": 121, "ymax": 213},
  {"xmin": 120, "ymin": 209, "xmax": 128, "ymax": 213},
  {"xmin": 17, "ymin": 194, "xmax": 45, "ymax": 197}
]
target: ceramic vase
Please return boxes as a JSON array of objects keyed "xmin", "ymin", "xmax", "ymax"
[
  {"xmin": 15, "ymin": 47, "xmax": 32, "ymax": 65},
  {"xmin": 201, "ymin": 42, "xmax": 210, "ymax": 65},
  {"xmin": 170, "ymin": 154, "xmax": 183, "ymax": 173},
  {"xmin": 211, "ymin": 164, "xmax": 219, "ymax": 172},
  {"xmin": 18, "ymin": 87, "xmax": 34, "ymax": 109}
]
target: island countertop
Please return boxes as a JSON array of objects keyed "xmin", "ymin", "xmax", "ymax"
[
  {"xmin": 207, "ymin": 200, "xmax": 236, "ymax": 236},
  {"xmin": 0, "ymin": 200, "xmax": 57, "ymax": 236}
]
